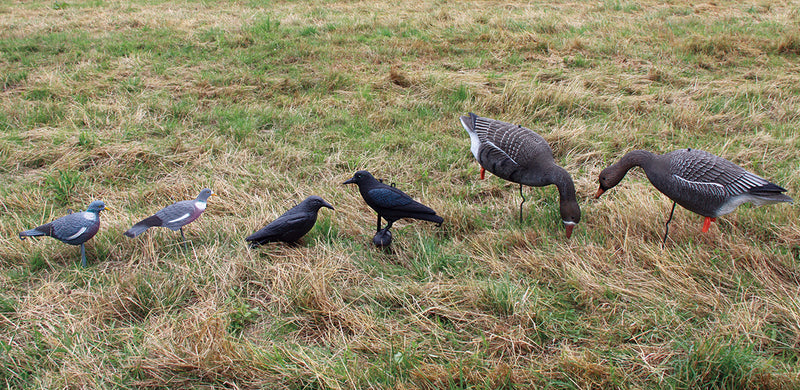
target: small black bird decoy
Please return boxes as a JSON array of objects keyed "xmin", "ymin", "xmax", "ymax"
[
  {"xmin": 19, "ymin": 200, "xmax": 107, "ymax": 267},
  {"xmin": 372, "ymin": 227, "xmax": 393, "ymax": 248},
  {"xmin": 245, "ymin": 195, "xmax": 335, "ymax": 248},
  {"xmin": 344, "ymin": 170, "xmax": 443, "ymax": 232},
  {"xmin": 460, "ymin": 113, "xmax": 581, "ymax": 238},
  {"xmin": 124, "ymin": 188, "xmax": 214, "ymax": 248},
  {"xmin": 595, "ymin": 148, "xmax": 793, "ymax": 244}
]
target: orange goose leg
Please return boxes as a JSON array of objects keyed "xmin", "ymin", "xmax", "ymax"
[{"xmin": 701, "ymin": 217, "xmax": 716, "ymax": 233}]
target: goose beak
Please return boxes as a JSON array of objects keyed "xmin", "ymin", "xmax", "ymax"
[
  {"xmin": 564, "ymin": 222, "xmax": 576, "ymax": 239},
  {"xmin": 594, "ymin": 187, "xmax": 605, "ymax": 199}
]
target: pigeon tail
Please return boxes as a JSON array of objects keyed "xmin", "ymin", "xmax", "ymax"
[
  {"xmin": 19, "ymin": 228, "xmax": 48, "ymax": 240},
  {"xmin": 124, "ymin": 215, "xmax": 163, "ymax": 238}
]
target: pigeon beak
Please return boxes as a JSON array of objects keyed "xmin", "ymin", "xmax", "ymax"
[
  {"xmin": 594, "ymin": 187, "xmax": 605, "ymax": 199},
  {"xmin": 564, "ymin": 222, "xmax": 576, "ymax": 239},
  {"xmin": 343, "ymin": 177, "xmax": 356, "ymax": 185}
]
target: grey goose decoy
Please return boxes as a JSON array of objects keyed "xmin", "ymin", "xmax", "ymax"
[
  {"xmin": 124, "ymin": 188, "xmax": 214, "ymax": 248},
  {"xmin": 595, "ymin": 148, "xmax": 793, "ymax": 243},
  {"xmin": 245, "ymin": 195, "xmax": 334, "ymax": 248},
  {"xmin": 459, "ymin": 113, "xmax": 581, "ymax": 238},
  {"xmin": 19, "ymin": 200, "xmax": 107, "ymax": 267},
  {"xmin": 344, "ymin": 170, "xmax": 443, "ymax": 235}
]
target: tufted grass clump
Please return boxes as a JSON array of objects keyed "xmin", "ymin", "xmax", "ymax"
[{"xmin": 0, "ymin": 0, "xmax": 797, "ymax": 388}]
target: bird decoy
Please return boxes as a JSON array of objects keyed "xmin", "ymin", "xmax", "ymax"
[
  {"xmin": 245, "ymin": 195, "xmax": 334, "ymax": 248},
  {"xmin": 459, "ymin": 112, "xmax": 581, "ymax": 238},
  {"xmin": 19, "ymin": 200, "xmax": 107, "ymax": 267},
  {"xmin": 343, "ymin": 170, "xmax": 443, "ymax": 234},
  {"xmin": 124, "ymin": 188, "xmax": 214, "ymax": 248},
  {"xmin": 372, "ymin": 227, "xmax": 393, "ymax": 248},
  {"xmin": 595, "ymin": 148, "xmax": 793, "ymax": 244}
]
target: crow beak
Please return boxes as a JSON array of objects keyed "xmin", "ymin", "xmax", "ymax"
[
  {"xmin": 564, "ymin": 222, "xmax": 576, "ymax": 239},
  {"xmin": 323, "ymin": 201, "xmax": 335, "ymax": 210},
  {"xmin": 594, "ymin": 187, "xmax": 605, "ymax": 199},
  {"xmin": 343, "ymin": 177, "xmax": 356, "ymax": 185}
]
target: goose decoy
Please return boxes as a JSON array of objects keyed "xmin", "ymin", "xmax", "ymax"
[
  {"xmin": 19, "ymin": 200, "xmax": 107, "ymax": 267},
  {"xmin": 595, "ymin": 148, "xmax": 793, "ymax": 243},
  {"xmin": 245, "ymin": 195, "xmax": 334, "ymax": 248},
  {"xmin": 459, "ymin": 112, "xmax": 581, "ymax": 238},
  {"xmin": 124, "ymin": 188, "xmax": 214, "ymax": 248},
  {"xmin": 344, "ymin": 170, "xmax": 443, "ymax": 233}
]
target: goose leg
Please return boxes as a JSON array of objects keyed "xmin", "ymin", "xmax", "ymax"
[
  {"xmin": 80, "ymin": 243, "xmax": 87, "ymax": 268},
  {"xmin": 662, "ymin": 202, "xmax": 677, "ymax": 247},
  {"xmin": 518, "ymin": 184, "xmax": 526, "ymax": 223}
]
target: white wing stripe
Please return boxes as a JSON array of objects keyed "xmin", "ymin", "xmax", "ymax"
[
  {"xmin": 66, "ymin": 227, "xmax": 87, "ymax": 241},
  {"xmin": 168, "ymin": 213, "xmax": 191, "ymax": 224}
]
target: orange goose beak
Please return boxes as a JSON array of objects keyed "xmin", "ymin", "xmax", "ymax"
[
  {"xmin": 564, "ymin": 223, "xmax": 576, "ymax": 239},
  {"xmin": 594, "ymin": 187, "xmax": 605, "ymax": 199}
]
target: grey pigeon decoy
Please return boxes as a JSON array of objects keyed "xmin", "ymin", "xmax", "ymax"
[
  {"xmin": 372, "ymin": 227, "xmax": 393, "ymax": 248},
  {"xmin": 460, "ymin": 113, "xmax": 581, "ymax": 238},
  {"xmin": 595, "ymin": 148, "xmax": 793, "ymax": 243},
  {"xmin": 124, "ymin": 188, "xmax": 214, "ymax": 247},
  {"xmin": 245, "ymin": 195, "xmax": 334, "ymax": 248},
  {"xmin": 344, "ymin": 170, "xmax": 443, "ymax": 233},
  {"xmin": 19, "ymin": 200, "xmax": 107, "ymax": 267}
]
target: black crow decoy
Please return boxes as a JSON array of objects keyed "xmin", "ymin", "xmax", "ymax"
[
  {"xmin": 344, "ymin": 170, "xmax": 443, "ymax": 232},
  {"xmin": 19, "ymin": 200, "xmax": 107, "ymax": 267},
  {"xmin": 245, "ymin": 195, "xmax": 334, "ymax": 248}
]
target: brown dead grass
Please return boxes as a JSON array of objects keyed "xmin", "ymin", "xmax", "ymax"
[{"xmin": 0, "ymin": 0, "xmax": 798, "ymax": 388}]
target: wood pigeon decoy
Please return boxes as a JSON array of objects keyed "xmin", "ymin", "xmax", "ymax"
[
  {"xmin": 19, "ymin": 200, "xmax": 107, "ymax": 267},
  {"xmin": 124, "ymin": 188, "xmax": 214, "ymax": 248}
]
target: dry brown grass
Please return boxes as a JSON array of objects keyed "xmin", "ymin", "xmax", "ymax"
[{"xmin": 0, "ymin": 0, "xmax": 798, "ymax": 388}]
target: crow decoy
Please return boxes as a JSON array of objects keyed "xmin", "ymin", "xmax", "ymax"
[
  {"xmin": 19, "ymin": 200, "xmax": 107, "ymax": 267},
  {"xmin": 460, "ymin": 112, "xmax": 581, "ymax": 238},
  {"xmin": 595, "ymin": 148, "xmax": 793, "ymax": 244},
  {"xmin": 245, "ymin": 195, "xmax": 334, "ymax": 248},
  {"xmin": 124, "ymin": 188, "xmax": 214, "ymax": 248},
  {"xmin": 343, "ymin": 170, "xmax": 443, "ymax": 233}
]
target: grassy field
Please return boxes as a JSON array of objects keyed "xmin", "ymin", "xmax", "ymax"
[{"xmin": 1, "ymin": 0, "xmax": 799, "ymax": 388}]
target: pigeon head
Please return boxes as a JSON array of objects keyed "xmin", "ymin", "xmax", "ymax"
[
  {"xmin": 343, "ymin": 170, "xmax": 375, "ymax": 185},
  {"xmin": 86, "ymin": 200, "xmax": 107, "ymax": 214},
  {"xmin": 304, "ymin": 195, "xmax": 335, "ymax": 211},
  {"xmin": 196, "ymin": 188, "xmax": 215, "ymax": 202}
]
